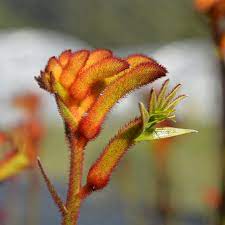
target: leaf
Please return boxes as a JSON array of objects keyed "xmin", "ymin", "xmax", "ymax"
[
  {"xmin": 165, "ymin": 95, "xmax": 187, "ymax": 111},
  {"xmin": 157, "ymin": 79, "xmax": 169, "ymax": 108},
  {"xmin": 52, "ymin": 79, "xmax": 70, "ymax": 103},
  {"xmin": 149, "ymin": 89, "xmax": 157, "ymax": 113},
  {"xmin": 135, "ymin": 127, "xmax": 197, "ymax": 142},
  {"xmin": 56, "ymin": 96, "xmax": 78, "ymax": 130},
  {"xmin": 161, "ymin": 84, "xmax": 181, "ymax": 109},
  {"xmin": 139, "ymin": 102, "xmax": 149, "ymax": 129}
]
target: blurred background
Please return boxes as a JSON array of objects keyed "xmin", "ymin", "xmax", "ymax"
[{"xmin": 0, "ymin": 0, "xmax": 223, "ymax": 225}]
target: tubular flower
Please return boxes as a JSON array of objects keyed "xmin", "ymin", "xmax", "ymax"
[{"xmin": 35, "ymin": 49, "xmax": 167, "ymax": 137}]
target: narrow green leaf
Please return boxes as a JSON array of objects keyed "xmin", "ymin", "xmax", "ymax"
[
  {"xmin": 56, "ymin": 97, "xmax": 78, "ymax": 130},
  {"xmin": 135, "ymin": 127, "xmax": 197, "ymax": 142},
  {"xmin": 149, "ymin": 89, "xmax": 157, "ymax": 113},
  {"xmin": 157, "ymin": 79, "xmax": 169, "ymax": 108},
  {"xmin": 139, "ymin": 102, "xmax": 149, "ymax": 129},
  {"xmin": 165, "ymin": 95, "xmax": 187, "ymax": 111},
  {"xmin": 52, "ymin": 80, "xmax": 69, "ymax": 103},
  {"xmin": 161, "ymin": 84, "xmax": 182, "ymax": 109}
]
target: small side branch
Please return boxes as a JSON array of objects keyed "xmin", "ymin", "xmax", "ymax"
[{"xmin": 37, "ymin": 158, "xmax": 67, "ymax": 215}]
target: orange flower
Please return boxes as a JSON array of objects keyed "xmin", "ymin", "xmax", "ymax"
[{"xmin": 36, "ymin": 49, "xmax": 166, "ymax": 138}]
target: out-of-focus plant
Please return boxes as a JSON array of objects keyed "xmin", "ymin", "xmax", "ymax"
[
  {"xmin": 195, "ymin": 1, "xmax": 225, "ymax": 224},
  {"xmin": 0, "ymin": 93, "xmax": 44, "ymax": 225},
  {"xmin": 195, "ymin": 0, "xmax": 225, "ymax": 56},
  {"xmin": 204, "ymin": 187, "xmax": 222, "ymax": 210},
  {"xmin": 0, "ymin": 93, "xmax": 44, "ymax": 181},
  {"xmin": 35, "ymin": 49, "xmax": 196, "ymax": 225}
]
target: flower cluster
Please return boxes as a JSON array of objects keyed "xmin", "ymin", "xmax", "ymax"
[{"xmin": 36, "ymin": 49, "xmax": 166, "ymax": 139}]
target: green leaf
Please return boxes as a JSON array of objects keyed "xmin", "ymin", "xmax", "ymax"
[
  {"xmin": 135, "ymin": 127, "xmax": 197, "ymax": 142},
  {"xmin": 149, "ymin": 89, "xmax": 157, "ymax": 113},
  {"xmin": 56, "ymin": 97, "xmax": 78, "ymax": 130},
  {"xmin": 165, "ymin": 95, "xmax": 187, "ymax": 111},
  {"xmin": 157, "ymin": 79, "xmax": 169, "ymax": 108},
  {"xmin": 135, "ymin": 80, "xmax": 197, "ymax": 143},
  {"xmin": 161, "ymin": 84, "xmax": 181, "ymax": 109},
  {"xmin": 139, "ymin": 102, "xmax": 149, "ymax": 129},
  {"xmin": 52, "ymin": 80, "xmax": 69, "ymax": 103}
]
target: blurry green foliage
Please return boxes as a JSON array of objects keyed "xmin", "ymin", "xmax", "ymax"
[{"xmin": 1, "ymin": 0, "xmax": 209, "ymax": 47}]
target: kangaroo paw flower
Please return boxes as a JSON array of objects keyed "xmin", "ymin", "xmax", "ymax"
[{"xmin": 79, "ymin": 61, "xmax": 167, "ymax": 139}]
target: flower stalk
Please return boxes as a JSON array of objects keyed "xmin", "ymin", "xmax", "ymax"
[{"xmin": 35, "ymin": 49, "xmax": 196, "ymax": 225}]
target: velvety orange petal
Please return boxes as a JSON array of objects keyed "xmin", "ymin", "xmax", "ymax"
[
  {"xmin": 79, "ymin": 62, "xmax": 167, "ymax": 140},
  {"xmin": 126, "ymin": 54, "xmax": 156, "ymax": 65},
  {"xmin": 46, "ymin": 57, "xmax": 62, "ymax": 81},
  {"xmin": 105, "ymin": 54, "xmax": 155, "ymax": 84},
  {"xmin": 59, "ymin": 50, "xmax": 89, "ymax": 89},
  {"xmin": 70, "ymin": 57, "xmax": 129, "ymax": 101},
  {"xmin": 83, "ymin": 49, "xmax": 113, "ymax": 70},
  {"xmin": 59, "ymin": 50, "xmax": 72, "ymax": 67},
  {"xmin": 87, "ymin": 118, "xmax": 142, "ymax": 190}
]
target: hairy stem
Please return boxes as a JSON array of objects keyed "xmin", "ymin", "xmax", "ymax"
[{"xmin": 62, "ymin": 129, "xmax": 87, "ymax": 225}]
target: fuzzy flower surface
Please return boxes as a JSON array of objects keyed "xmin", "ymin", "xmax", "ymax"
[{"xmin": 36, "ymin": 49, "xmax": 167, "ymax": 139}]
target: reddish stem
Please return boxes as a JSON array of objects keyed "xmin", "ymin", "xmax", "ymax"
[{"xmin": 62, "ymin": 131, "xmax": 87, "ymax": 225}]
